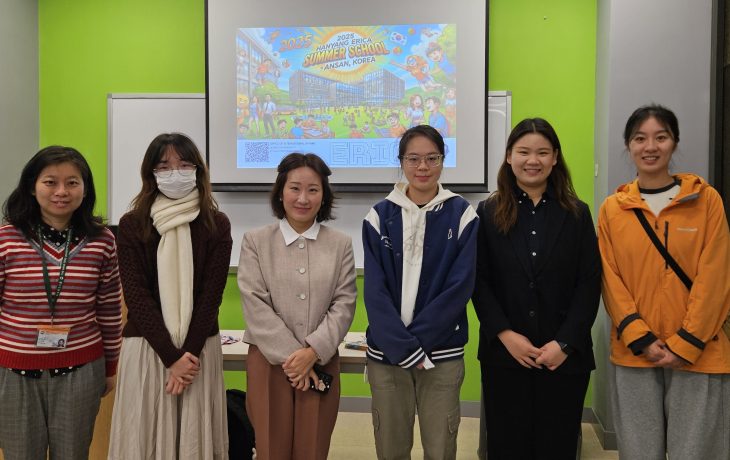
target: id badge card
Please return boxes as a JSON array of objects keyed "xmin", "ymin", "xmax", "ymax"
[{"xmin": 36, "ymin": 326, "xmax": 70, "ymax": 348}]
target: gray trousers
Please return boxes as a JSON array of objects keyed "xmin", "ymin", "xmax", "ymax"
[
  {"xmin": 0, "ymin": 358, "xmax": 106, "ymax": 460},
  {"xmin": 368, "ymin": 358, "xmax": 464, "ymax": 460},
  {"xmin": 612, "ymin": 365, "xmax": 730, "ymax": 460}
]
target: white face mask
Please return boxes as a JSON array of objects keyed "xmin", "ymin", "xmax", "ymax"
[{"xmin": 155, "ymin": 170, "xmax": 197, "ymax": 199}]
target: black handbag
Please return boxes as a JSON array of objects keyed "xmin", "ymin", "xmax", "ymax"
[{"xmin": 226, "ymin": 389, "xmax": 256, "ymax": 459}]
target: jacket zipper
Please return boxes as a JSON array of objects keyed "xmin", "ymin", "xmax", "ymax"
[
  {"xmin": 664, "ymin": 221, "xmax": 669, "ymax": 269},
  {"xmin": 650, "ymin": 215, "xmax": 670, "ymax": 269}
]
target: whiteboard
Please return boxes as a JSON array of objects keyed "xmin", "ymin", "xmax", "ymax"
[
  {"xmin": 107, "ymin": 92, "xmax": 510, "ymax": 266},
  {"xmin": 487, "ymin": 91, "xmax": 511, "ymax": 192}
]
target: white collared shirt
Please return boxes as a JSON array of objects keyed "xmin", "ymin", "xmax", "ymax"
[{"xmin": 279, "ymin": 218, "xmax": 321, "ymax": 246}]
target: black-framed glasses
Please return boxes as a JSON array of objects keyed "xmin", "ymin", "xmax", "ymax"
[
  {"xmin": 153, "ymin": 166, "xmax": 197, "ymax": 178},
  {"xmin": 403, "ymin": 154, "xmax": 443, "ymax": 168}
]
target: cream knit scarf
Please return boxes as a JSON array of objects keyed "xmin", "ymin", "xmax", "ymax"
[{"xmin": 151, "ymin": 189, "xmax": 200, "ymax": 347}]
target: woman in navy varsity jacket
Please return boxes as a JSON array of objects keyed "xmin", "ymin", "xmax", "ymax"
[{"xmin": 362, "ymin": 125, "xmax": 478, "ymax": 460}]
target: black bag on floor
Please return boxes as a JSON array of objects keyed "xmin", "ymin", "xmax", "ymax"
[{"xmin": 226, "ymin": 389, "xmax": 256, "ymax": 459}]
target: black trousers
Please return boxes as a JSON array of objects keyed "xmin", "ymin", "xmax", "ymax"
[{"xmin": 481, "ymin": 364, "xmax": 589, "ymax": 460}]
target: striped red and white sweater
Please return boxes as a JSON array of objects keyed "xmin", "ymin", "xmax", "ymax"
[{"xmin": 0, "ymin": 224, "xmax": 123, "ymax": 376}]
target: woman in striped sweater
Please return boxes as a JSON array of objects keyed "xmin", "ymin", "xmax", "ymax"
[{"xmin": 0, "ymin": 146, "xmax": 123, "ymax": 460}]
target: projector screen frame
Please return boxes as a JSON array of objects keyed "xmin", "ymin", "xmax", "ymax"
[{"xmin": 205, "ymin": 0, "xmax": 489, "ymax": 193}]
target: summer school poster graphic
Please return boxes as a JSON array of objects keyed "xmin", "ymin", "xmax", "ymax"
[{"xmin": 235, "ymin": 24, "xmax": 457, "ymax": 169}]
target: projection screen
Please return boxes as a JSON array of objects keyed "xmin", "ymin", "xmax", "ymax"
[{"xmin": 206, "ymin": 0, "xmax": 487, "ymax": 191}]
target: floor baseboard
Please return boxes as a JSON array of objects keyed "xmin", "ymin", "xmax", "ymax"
[{"xmin": 588, "ymin": 408, "xmax": 618, "ymax": 450}]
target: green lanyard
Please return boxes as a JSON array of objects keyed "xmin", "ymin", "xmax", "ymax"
[{"xmin": 38, "ymin": 226, "xmax": 73, "ymax": 323}]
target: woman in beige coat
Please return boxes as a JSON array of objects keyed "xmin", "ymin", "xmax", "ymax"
[{"xmin": 238, "ymin": 152, "xmax": 357, "ymax": 460}]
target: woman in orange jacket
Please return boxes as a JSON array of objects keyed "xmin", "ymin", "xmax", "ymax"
[{"xmin": 598, "ymin": 104, "xmax": 730, "ymax": 459}]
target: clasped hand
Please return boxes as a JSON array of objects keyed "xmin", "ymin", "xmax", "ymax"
[
  {"xmin": 282, "ymin": 347, "xmax": 319, "ymax": 391},
  {"xmin": 642, "ymin": 339, "xmax": 686, "ymax": 368},
  {"xmin": 165, "ymin": 352, "xmax": 200, "ymax": 395},
  {"xmin": 497, "ymin": 330, "xmax": 568, "ymax": 371}
]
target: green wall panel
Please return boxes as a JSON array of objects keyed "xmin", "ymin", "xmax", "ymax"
[
  {"xmin": 489, "ymin": 0, "xmax": 597, "ymax": 208},
  {"xmin": 39, "ymin": 0, "xmax": 205, "ymax": 212}
]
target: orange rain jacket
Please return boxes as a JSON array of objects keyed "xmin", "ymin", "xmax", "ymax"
[{"xmin": 598, "ymin": 173, "xmax": 730, "ymax": 373}]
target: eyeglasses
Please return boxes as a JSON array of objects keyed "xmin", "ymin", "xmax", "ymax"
[
  {"xmin": 402, "ymin": 154, "xmax": 443, "ymax": 168},
  {"xmin": 153, "ymin": 166, "xmax": 197, "ymax": 178}
]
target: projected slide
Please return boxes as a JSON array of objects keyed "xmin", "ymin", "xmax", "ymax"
[{"xmin": 235, "ymin": 24, "xmax": 457, "ymax": 169}]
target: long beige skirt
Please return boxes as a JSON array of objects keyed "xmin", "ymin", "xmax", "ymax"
[{"xmin": 108, "ymin": 335, "xmax": 229, "ymax": 460}]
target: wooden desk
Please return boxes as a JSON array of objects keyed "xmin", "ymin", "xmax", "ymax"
[{"xmin": 221, "ymin": 330, "xmax": 367, "ymax": 373}]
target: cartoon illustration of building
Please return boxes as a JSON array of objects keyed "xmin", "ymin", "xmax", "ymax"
[
  {"xmin": 333, "ymin": 81, "xmax": 364, "ymax": 107},
  {"xmin": 363, "ymin": 69, "xmax": 404, "ymax": 106},
  {"xmin": 288, "ymin": 69, "xmax": 404, "ymax": 108},
  {"xmin": 289, "ymin": 71, "xmax": 341, "ymax": 107}
]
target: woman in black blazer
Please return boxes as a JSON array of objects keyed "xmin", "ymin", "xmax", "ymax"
[{"xmin": 472, "ymin": 118, "xmax": 601, "ymax": 459}]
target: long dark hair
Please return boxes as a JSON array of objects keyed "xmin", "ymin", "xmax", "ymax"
[
  {"xmin": 491, "ymin": 118, "xmax": 579, "ymax": 234},
  {"xmin": 270, "ymin": 153, "xmax": 336, "ymax": 222},
  {"xmin": 129, "ymin": 133, "xmax": 218, "ymax": 238},
  {"xmin": 3, "ymin": 146, "xmax": 105, "ymax": 239}
]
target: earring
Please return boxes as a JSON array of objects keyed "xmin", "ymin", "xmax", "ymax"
[{"xmin": 279, "ymin": 197, "xmax": 283, "ymax": 201}]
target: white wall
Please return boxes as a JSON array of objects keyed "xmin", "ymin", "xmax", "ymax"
[
  {"xmin": 595, "ymin": 0, "xmax": 713, "ymax": 202},
  {"xmin": 0, "ymin": 0, "xmax": 38, "ymax": 203}
]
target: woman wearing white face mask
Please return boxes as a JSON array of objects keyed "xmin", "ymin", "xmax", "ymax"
[
  {"xmin": 154, "ymin": 165, "xmax": 198, "ymax": 199},
  {"xmin": 109, "ymin": 133, "xmax": 232, "ymax": 459}
]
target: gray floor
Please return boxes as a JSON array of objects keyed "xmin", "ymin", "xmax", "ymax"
[{"xmin": 329, "ymin": 412, "xmax": 618, "ymax": 459}]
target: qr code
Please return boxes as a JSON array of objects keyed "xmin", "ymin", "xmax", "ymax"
[{"xmin": 245, "ymin": 142, "xmax": 269, "ymax": 163}]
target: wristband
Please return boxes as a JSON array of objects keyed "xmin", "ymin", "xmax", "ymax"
[{"xmin": 557, "ymin": 341, "xmax": 573, "ymax": 356}]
